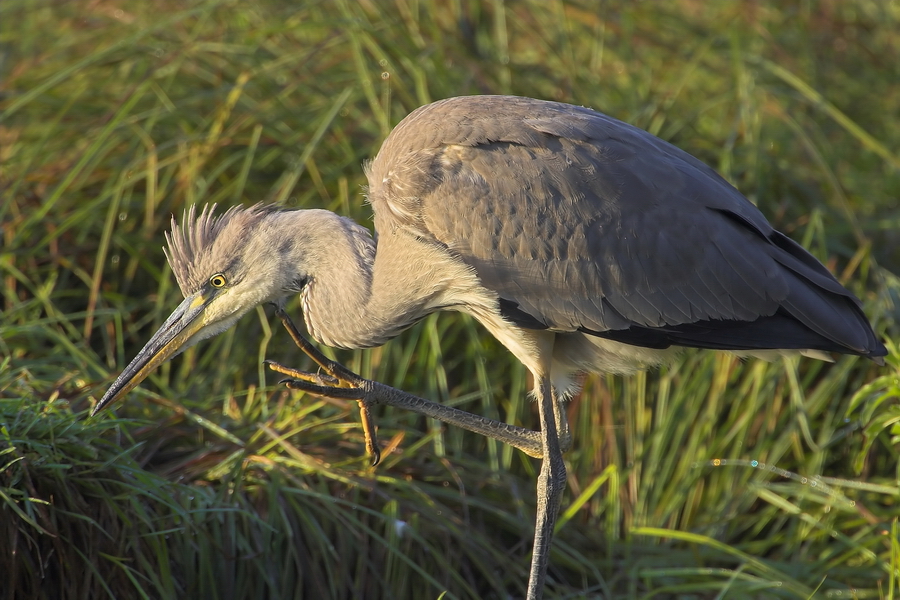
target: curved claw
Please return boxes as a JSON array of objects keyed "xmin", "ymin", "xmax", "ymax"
[{"xmin": 368, "ymin": 443, "xmax": 382, "ymax": 467}]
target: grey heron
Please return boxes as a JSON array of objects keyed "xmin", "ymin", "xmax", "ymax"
[{"xmin": 93, "ymin": 95, "xmax": 886, "ymax": 599}]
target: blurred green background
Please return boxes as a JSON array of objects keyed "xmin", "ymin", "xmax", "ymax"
[{"xmin": 2, "ymin": 1, "xmax": 899, "ymax": 598}]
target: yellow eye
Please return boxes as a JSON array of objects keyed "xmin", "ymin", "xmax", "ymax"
[{"xmin": 209, "ymin": 273, "xmax": 227, "ymax": 288}]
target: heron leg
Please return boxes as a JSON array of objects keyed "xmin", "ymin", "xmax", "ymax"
[
  {"xmin": 272, "ymin": 307, "xmax": 565, "ymax": 598},
  {"xmin": 268, "ymin": 307, "xmax": 545, "ymax": 458},
  {"xmin": 553, "ymin": 391, "xmax": 572, "ymax": 453},
  {"xmin": 526, "ymin": 376, "xmax": 567, "ymax": 600}
]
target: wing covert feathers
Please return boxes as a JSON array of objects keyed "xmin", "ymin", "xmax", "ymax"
[{"xmin": 365, "ymin": 96, "xmax": 885, "ymax": 360}]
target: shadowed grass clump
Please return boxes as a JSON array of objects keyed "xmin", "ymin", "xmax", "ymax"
[
  {"xmin": 1, "ymin": 390, "xmax": 549, "ymax": 599},
  {"xmin": 2, "ymin": 0, "xmax": 899, "ymax": 598}
]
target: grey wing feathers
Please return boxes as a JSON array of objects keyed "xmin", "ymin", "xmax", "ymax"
[{"xmin": 366, "ymin": 95, "xmax": 885, "ymax": 358}]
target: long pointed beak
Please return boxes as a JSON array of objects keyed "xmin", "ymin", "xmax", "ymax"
[{"xmin": 92, "ymin": 292, "xmax": 212, "ymax": 415}]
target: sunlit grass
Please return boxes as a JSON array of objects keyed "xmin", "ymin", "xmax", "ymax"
[{"xmin": 2, "ymin": 0, "xmax": 899, "ymax": 598}]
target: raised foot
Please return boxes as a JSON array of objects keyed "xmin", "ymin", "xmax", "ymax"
[
  {"xmin": 269, "ymin": 306, "xmax": 547, "ymax": 463},
  {"xmin": 265, "ymin": 358, "xmax": 382, "ymax": 466},
  {"xmin": 266, "ymin": 305, "xmax": 383, "ymax": 465}
]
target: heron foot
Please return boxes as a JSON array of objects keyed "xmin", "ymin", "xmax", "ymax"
[
  {"xmin": 265, "ymin": 358, "xmax": 382, "ymax": 466},
  {"xmin": 268, "ymin": 306, "xmax": 384, "ymax": 465}
]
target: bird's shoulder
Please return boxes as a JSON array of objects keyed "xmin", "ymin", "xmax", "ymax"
[
  {"xmin": 368, "ymin": 96, "xmax": 769, "ymax": 258},
  {"xmin": 367, "ymin": 95, "xmax": 767, "ymax": 235}
]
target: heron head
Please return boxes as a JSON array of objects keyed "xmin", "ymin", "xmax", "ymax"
[{"xmin": 92, "ymin": 204, "xmax": 291, "ymax": 415}]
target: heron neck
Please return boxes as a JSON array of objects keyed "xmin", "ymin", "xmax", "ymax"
[
  {"xmin": 272, "ymin": 209, "xmax": 399, "ymax": 349},
  {"xmin": 275, "ymin": 210, "xmax": 481, "ymax": 350}
]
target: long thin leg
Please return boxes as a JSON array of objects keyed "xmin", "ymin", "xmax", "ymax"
[
  {"xmin": 268, "ymin": 307, "xmax": 545, "ymax": 458},
  {"xmin": 526, "ymin": 376, "xmax": 567, "ymax": 600},
  {"xmin": 273, "ymin": 307, "xmax": 566, "ymax": 598}
]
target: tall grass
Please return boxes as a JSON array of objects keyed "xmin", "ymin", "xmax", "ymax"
[{"xmin": 2, "ymin": 0, "xmax": 899, "ymax": 598}]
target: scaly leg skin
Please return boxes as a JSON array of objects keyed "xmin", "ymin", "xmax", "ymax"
[
  {"xmin": 526, "ymin": 376, "xmax": 567, "ymax": 600},
  {"xmin": 267, "ymin": 307, "xmax": 545, "ymax": 458},
  {"xmin": 553, "ymin": 388, "xmax": 572, "ymax": 454}
]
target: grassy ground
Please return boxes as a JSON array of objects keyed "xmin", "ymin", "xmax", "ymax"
[{"xmin": 2, "ymin": 0, "xmax": 899, "ymax": 598}]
